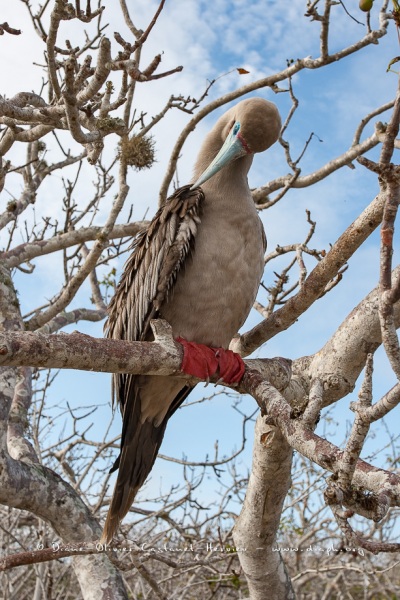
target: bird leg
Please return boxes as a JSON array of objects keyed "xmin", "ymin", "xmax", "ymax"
[
  {"xmin": 176, "ymin": 337, "xmax": 245, "ymax": 385},
  {"xmin": 149, "ymin": 320, "xmax": 246, "ymax": 384}
]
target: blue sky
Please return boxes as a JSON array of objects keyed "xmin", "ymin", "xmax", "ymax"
[{"xmin": 1, "ymin": 1, "xmax": 399, "ymax": 508}]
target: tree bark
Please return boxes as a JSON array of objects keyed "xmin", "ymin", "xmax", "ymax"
[{"xmin": 233, "ymin": 417, "xmax": 295, "ymax": 600}]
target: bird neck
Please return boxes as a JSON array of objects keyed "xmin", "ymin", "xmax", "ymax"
[{"xmin": 193, "ymin": 129, "xmax": 254, "ymax": 203}]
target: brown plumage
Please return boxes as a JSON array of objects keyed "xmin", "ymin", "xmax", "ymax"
[{"xmin": 102, "ymin": 97, "xmax": 281, "ymax": 543}]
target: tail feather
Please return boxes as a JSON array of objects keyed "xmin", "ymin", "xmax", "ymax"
[
  {"xmin": 101, "ymin": 382, "xmax": 192, "ymax": 544},
  {"xmin": 101, "ymin": 419, "xmax": 167, "ymax": 544}
]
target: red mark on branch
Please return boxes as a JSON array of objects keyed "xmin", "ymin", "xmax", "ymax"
[{"xmin": 381, "ymin": 227, "xmax": 393, "ymax": 246}]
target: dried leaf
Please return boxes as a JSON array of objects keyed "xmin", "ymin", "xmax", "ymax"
[{"xmin": 387, "ymin": 56, "xmax": 400, "ymax": 72}]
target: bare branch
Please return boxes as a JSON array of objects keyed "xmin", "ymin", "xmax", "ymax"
[
  {"xmin": 0, "ymin": 22, "xmax": 22, "ymax": 36},
  {"xmin": 25, "ymin": 179, "xmax": 130, "ymax": 331},
  {"xmin": 233, "ymin": 190, "xmax": 386, "ymax": 356}
]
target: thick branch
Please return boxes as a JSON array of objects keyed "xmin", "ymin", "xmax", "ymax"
[
  {"xmin": 306, "ymin": 265, "xmax": 400, "ymax": 407},
  {"xmin": 0, "ymin": 322, "xmax": 398, "ymax": 512},
  {"xmin": 0, "ymin": 262, "xmax": 127, "ymax": 598},
  {"xmin": 233, "ymin": 417, "xmax": 295, "ymax": 600},
  {"xmin": 232, "ymin": 191, "xmax": 386, "ymax": 356},
  {"xmin": 243, "ymin": 370, "xmax": 400, "ymax": 507},
  {"xmin": 0, "ymin": 326, "xmax": 290, "ymax": 390}
]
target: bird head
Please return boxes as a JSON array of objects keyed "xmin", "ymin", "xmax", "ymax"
[{"xmin": 191, "ymin": 97, "xmax": 281, "ymax": 189}]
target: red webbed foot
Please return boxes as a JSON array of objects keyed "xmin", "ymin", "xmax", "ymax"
[{"xmin": 176, "ymin": 337, "xmax": 245, "ymax": 384}]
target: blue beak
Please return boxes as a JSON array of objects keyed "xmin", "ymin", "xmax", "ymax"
[{"xmin": 190, "ymin": 124, "xmax": 249, "ymax": 190}]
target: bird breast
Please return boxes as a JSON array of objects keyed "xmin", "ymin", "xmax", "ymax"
[{"xmin": 160, "ymin": 190, "xmax": 265, "ymax": 349}]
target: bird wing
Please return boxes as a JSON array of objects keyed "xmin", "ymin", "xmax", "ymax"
[
  {"xmin": 104, "ymin": 184, "xmax": 204, "ymax": 410},
  {"xmin": 101, "ymin": 185, "xmax": 204, "ymax": 543}
]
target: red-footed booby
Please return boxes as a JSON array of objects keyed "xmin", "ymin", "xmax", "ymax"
[{"xmin": 101, "ymin": 97, "xmax": 281, "ymax": 543}]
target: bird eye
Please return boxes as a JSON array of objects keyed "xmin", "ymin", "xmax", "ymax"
[{"xmin": 233, "ymin": 122, "xmax": 240, "ymax": 135}]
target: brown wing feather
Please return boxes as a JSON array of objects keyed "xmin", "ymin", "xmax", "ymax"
[
  {"xmin": 101, "ymin": 186, "xmax": 204, "ymax": 543},
  {"xmin": 105, "ymin": 185, "xmax": 204, "ymax": 408}
]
